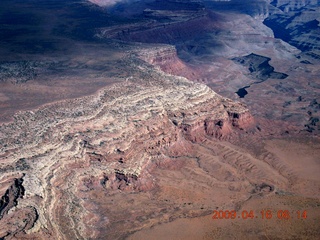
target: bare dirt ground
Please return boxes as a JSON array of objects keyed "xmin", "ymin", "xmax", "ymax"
[{"xmin": 128, "ymin": 137, "xmax": 320, "ymax": 240}]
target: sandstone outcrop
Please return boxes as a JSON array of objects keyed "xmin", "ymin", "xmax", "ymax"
[
  {"xmin": 1, "ymin": 0, "xmax": 319, "ymax": 239},
  {"xmin": 135, "ymin": 45, "xmax": 199, "ymax": 80},
  {"xmin": 0, "ymin": 58, "xmax": 254, "ymax": 239}
]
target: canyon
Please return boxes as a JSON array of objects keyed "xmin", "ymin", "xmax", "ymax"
[{"xmin": 0, "ymin": 0, "xmax": 319, "ymax": 239}]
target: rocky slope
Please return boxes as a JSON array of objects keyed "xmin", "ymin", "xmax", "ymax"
[
  {"xmin": 95, "ymin": 0, "xmax": 320, "ymax": 135},
  {"xmin": 271, "ymin": 0, "xmax": 319, "ymax": 12},
  {"xmin": 264, "ymin": 4, "xmax": 320, "ymax": 57},
  {"xmin": 0, "ymin": 57, "xmax": 254, "ymax": 239},
  {"xmin": 135, "ymin": 45, "xmax": 199, "ymax": 79},
  {"xmin": 0, "ymin": 0, "xmax": 319, "ymax": 239}
]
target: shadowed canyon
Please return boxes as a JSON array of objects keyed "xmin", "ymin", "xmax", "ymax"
[{"xmin": 0, "ymin": 0, "xmax": 319, "ymax": 239}]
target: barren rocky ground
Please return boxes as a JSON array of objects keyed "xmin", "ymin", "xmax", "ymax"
[{"xmin": 0, "ymin": 0, "xmax": 319, "ymax": 239}]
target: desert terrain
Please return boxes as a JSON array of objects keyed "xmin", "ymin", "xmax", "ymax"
[{"xmin": 0, "ymin": 0, "xmax": 319, "ymax": 239}]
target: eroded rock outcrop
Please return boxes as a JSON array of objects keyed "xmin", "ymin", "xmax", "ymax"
[
  {"xmin": 271, "ymin": 0, "xmax": 319, "ymax": 12},
  {"xmin": 0, "ymin": 58, "xmax": 253, "ymax": 239},
  {"xmin": 1, "ymin": 1, "xmax": 319, "ymax": 239},
  {"xmin": 135, "ymin": 45, "xmax": 199, "ymax": 80},
  {"xmin": 264, "ymin": 5, "xmax": 320, "ymax": 58}
]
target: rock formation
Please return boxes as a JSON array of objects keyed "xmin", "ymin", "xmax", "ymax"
[
  {"xmin": 0, "ymin": 0, "xmax": 319, "ymax": 239},
  {"xmin": 135, "ymin": 45, "xmax": 198, "ymax": 79},
  {"xmin": 271, "ymin": 0, "xmax": 319, "ymax": 12},
  {"xmin": 0, "ymin": 57, "xmax": 254, "ymax": 239},
  {"xmin": 264, "ymin": 4, "xmax": 320, "ymax": 57}
]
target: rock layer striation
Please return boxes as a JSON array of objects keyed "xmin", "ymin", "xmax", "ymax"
[{"xmin": 0, "ymin": 59, "xmax": 253, "ymax": 239}]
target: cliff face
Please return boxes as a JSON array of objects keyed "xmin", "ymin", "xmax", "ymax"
[
  {"xmin": 136, "ymin": 45, "xmax": 199, "ymax": 79},
  {"xmin": 264, "ymin": 2, "xmax": 320, "ymax": 57},
  {"xmin": 1, "ymin": 1, "xmax": 320, "ymax": 239},
  {"xmin": 96, "ymin": 11, "xmax": 218, "ymax": 44},
  {"xmin": 271, "ymin": 0, "xmax": 319, "ymax": 11},
  {"xmin": 0, "ymin": 58, "xmax": 254, "ymax": 239},
  {"xmin": 137, "ymin": 45, "xmax": 186, "ymax": 73}
]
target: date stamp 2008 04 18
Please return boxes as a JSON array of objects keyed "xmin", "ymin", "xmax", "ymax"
[{"xmin": 212, "ymin": 210, "xmax": 308, "ymax": 220}]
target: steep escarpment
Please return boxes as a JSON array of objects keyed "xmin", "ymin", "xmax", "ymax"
[
  {"xmin": 0, "ymin": 175, "xmax": 39, "ymax": 239},
  {"xmin": 264, "ymin": 5, "xmax": 320, "ymax": 57},
  {"xmin": 204, "ymin": 0, "xmax": 275, "ymax": 20},
  {"xmin": 96, "ymin": 12, "xmax": 219, "ymax": 44},
  {"xmin": 136, "ymin": 45, "xmax": 187, "ymax": 73},
  {"xmin": 135, "ymin": 45, "xmax": 200, "ymax": 80},
  {"xmin": 271, "ymin": 0, "xmax": 319, "ymax": 12},
  {"xmin": 0, "ymin": 59, "xmax": 254, "ymax": 239},
  {"xmin": 1, "ymin": 1, "xmax": 319, "ymax": 239}
]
